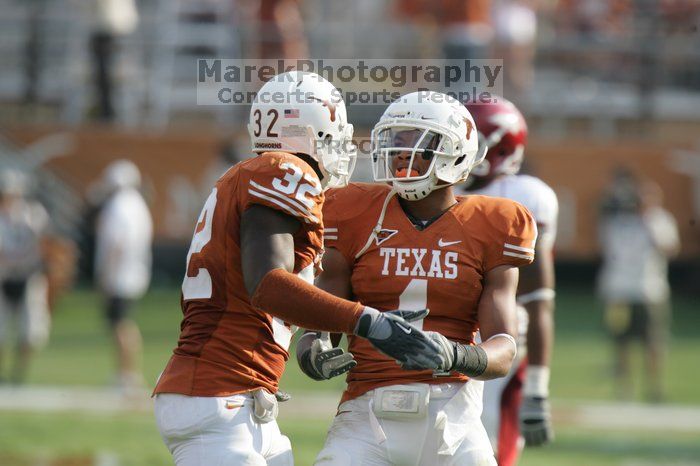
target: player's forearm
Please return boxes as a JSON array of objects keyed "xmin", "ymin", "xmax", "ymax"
[
  {"xmin": 474, "ymin": 266, "xmax": 519, "ymax": 378},
  {"xmin": 251, "ymin": 268, "xmax": 363, "ymax": 334},
  {"xmin": 474, "ymin": 333, "xmax": 517, "ymax": 380},
  {"xmin": 525, "ymin": 299, "xmax": 554, "ymax": 367},
  {"xmin": 519, "ymin": 241, "xmax": 555, "ymax": 367}
]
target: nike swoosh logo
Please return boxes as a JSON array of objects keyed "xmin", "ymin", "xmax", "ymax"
[
  {"xmin": 438, "ymin": 238, "xmax": 462, "ymax": 247},
  {"xmin": 396, "ymin": 323, "xmax": 412, "ymax": 334}
]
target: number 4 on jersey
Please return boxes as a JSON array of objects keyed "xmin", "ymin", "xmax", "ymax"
[{"xmin": 399, "ymin": 278, "xmax": 428, "ymax": 330}]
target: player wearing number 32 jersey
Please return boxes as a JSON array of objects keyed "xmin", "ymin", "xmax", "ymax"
[
  {"xmin": 153, "ymin": 72, "xmax": 443, "ymax": 466},
  {"xmin": 297, "ymin": 92, "xmax": 538, "ymax": 466}
]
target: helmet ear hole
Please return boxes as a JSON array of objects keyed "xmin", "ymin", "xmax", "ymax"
[
  {"xmin": 318, "ymin": 131, "xmax": 324, "ymax": 138},
  {"xmin": 454, "ymin": 155, "xmax": 466, "ymax": 166}
]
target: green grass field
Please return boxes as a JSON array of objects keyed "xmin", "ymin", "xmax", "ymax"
[{"xmin": 1, "ymin": 286, "xmax": 699, "ymax": 465}]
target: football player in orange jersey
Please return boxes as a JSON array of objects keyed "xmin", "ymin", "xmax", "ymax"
[
  {"xmin": 296, "ymin": 91, "xmax": 538, "ymax": 466},
  {"xmin": 152, "ymin": 72, "xmax": 443, "ymax": 466},
  {"xmin": 464, "ymin": 97, "xmax": 558, "ymax": 466}
]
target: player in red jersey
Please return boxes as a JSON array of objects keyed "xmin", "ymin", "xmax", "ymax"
[
  {"xmin": 297, "ymin": 91, "xmax": 537, "ymax": 465},
  {"xmin": 153, "ymin": 72, "xmax": 443, "ymax": 466},
  {"xmin": 464, "ymin": 96, "xmax": 558, "ymax": 465}
]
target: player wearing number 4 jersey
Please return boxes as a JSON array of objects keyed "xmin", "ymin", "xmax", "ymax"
[
  {"xmin": 297, "ymin": 91, "xmax": 538, "ymax": 466},
  {"xmin": 153, "ymin": 72, "xmax": 443, "ymax": 466}
]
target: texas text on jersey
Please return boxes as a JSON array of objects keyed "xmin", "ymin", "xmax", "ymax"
[
  {"xmin": 323, "ymin": 183, "xmax": 538, "ymax": 405},
  {"xmin": 153, "ymin": 151, "xmax": 323, "ymax": 397}
]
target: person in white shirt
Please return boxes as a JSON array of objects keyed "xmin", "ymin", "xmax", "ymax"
[
  {"xmin": 597, "ymin": 171, "xmax": 679, "ymax": 402},
  {"xmin": 94, "ymin": 159, "xmax": 152, "ymax": 390},
  {"xmin": 0, "ymin": 170, "xmax": 50, "ymax": 384}
]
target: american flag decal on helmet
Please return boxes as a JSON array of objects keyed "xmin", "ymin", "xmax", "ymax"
[{"xmin": 284, "ymin": 109, "xmax": 300, "ymax": 118}]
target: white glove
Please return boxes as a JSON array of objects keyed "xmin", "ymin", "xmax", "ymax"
[{"xmin": 520, "ymin": 396, "xmax": 553, "ymax": 446}]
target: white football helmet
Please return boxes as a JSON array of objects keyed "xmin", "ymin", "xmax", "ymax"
[
  {"xmin": 248, "ymin": 71, "xmax": 356, "ymax": 189},
  {"xmin": 371, "ymin": 91, "xmax": 484, "ymax": 200}
]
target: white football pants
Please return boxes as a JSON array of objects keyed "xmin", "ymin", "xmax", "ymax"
[
  {"xmin": 154, "ymin": 392, "xmax": 293, "ymax": 466},
  {"xmin": 314, "ymin": 382, "xmax": 496, "ymax": 466}
]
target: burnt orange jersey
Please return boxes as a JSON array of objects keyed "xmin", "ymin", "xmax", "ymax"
[
  {"xmin": 323, "ymin": 183, "xmax": 536, "ymax": 404},
  {"xmin": 154, "ymin": 152, "xmax": 324, "ymax": 397}
]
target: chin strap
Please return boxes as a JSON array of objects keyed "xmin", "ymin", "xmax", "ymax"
[{"xmin": 355, "ymin": 188, "xmax": 397, "ymax": 259}]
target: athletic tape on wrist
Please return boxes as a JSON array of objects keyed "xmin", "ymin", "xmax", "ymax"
[
  {"xmin": 524, "ymin": 365, "xmax": 550, "ymax": 397},
  {"xmin": 452, "ymin": 344, "xmax": 488, "ymax": 377}
]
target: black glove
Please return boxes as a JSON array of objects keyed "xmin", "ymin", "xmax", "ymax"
[
  {"xmin": 520, "ymin": 395, "xmax": 554, "ymax": 446},
  {"xmin": 354, "ymin": 307, "xmax": 442, "ymax": 370}
]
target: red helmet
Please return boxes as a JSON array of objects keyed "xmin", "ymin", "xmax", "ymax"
[{"xmin": 465, "ymin": 96, "xmax": 527, "ymax": 179}]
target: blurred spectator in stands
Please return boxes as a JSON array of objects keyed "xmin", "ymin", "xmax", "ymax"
[
  {"xmin": 0, "ymin": 170, "xmax": 51, "ymax": 385},
  {"xmin": 437, "ymin": 0, "xmax": 493, "ymax": 60},
  {"xmin": 493, "ymin": 0, "xmax": 538, "ymax": 99},
  {"xmin": 661, "ymin": 0, "xmax": 700, "ymax": 34},
  {"xmin": 554, "ymin": 0, "xmax": 632, "ymax": 39},
  {"xmin": 94, "ymin": 160, "xmax": 152, "ymax": 393},
  {"xmin": 597, "ymin": 169, "xmax": 680, "ymax": 402},
  {"xmin": 395, "ymin": 0, "xmax": 493, "ymax": 60},
  {"xmin": 89, "ymin": 0, "xmax": 139, "ymax": 121},
  {"xmin": 257, "ymin": 0, "xmax": 309, "ymax": 59}
]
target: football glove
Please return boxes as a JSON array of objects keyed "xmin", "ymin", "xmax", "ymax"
[
  {"xmin": 354, "ymin": 307, "xmax": 442, "ymax": 371},
  {"xmin": 297, "ymin": 332, "xmax": 356, "ymax": 381},
  {"xmin": 296, "ymin": 310, "xmax": 429, "ymax": 380},
  {"xmin": 274, "ymin": 390, "xmax": 292, "ymax": 402},
  {"xmin": 520, "ymin": 395, "xmax": 554, "ymax": 446}
]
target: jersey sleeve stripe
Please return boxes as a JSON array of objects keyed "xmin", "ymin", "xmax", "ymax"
[
  {"xmin": 248, "ymin": 189, "xmax": 318, "ymax": 224},
  {"xmin": 249, "ymin": 180, "xmax": 314, "ymax": 215},
  {"xmin": 324, "ymin": 235, "xmax": 338, "ymax": 240},
  {"xmin": 325, "ymin": 227, "xmax": 338, "ymax": 233},
  {"xmin": 504, "ymin": 243, "xmax": 535, "ymax": 254},
  {"xmin": 503, "ymin": 250, "xmax": 533, "ymax": 260}
]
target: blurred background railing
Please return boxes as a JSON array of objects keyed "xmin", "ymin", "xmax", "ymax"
[{"xmin": 1, "ymin": 0, "xmax": 699, "ymax": 128}]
